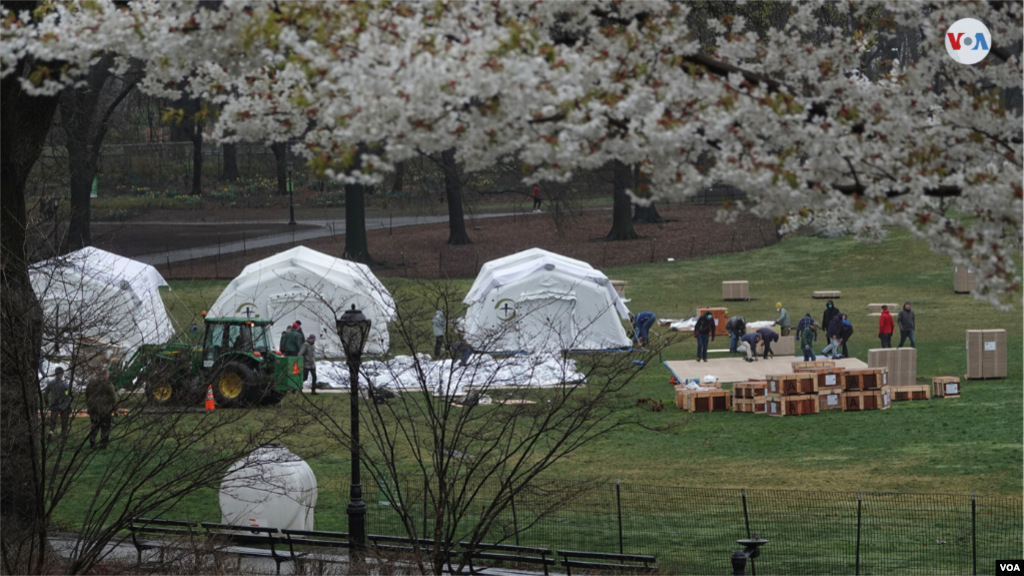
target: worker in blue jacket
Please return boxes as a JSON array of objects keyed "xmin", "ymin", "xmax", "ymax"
[
  {"xmin": 631, "ymin": 312, "xmax": 656, "ymax": 347},
  {"xmin": 756, "ymin": 327, "xmax": 780, "ymax": 359}
]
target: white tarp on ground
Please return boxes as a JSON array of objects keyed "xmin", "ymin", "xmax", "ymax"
[
  {"xmin": 220, "ymin": 444, "xmax": 317, "ymax": 531},
  {"xmin": 308, "ymin": 353, "xmax": 586, "ymax": 397},
  {"xmin": 30, "ymin": 247, "xmax": 175, "ymax": 357},
  {"xmin": 208, "ymin": 246, "xmax": 395, "ymax": 357},
  {"xmin": 463, "ymin": 248, "xmax": 630, "ymax": 352}
]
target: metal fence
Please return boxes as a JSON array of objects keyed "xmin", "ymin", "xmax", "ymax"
[{"xmin": 334, "ymin": 476, "xmax": 1023, "ymax": 575}]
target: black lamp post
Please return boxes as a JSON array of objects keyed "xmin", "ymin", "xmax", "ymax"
[
  {"xmin": 287, "ymin": 161, "xmax": 296, "ymax": 226},
  {"xmin": 337, "ymin": 304, "xmax": 371, "ymax": 566}
]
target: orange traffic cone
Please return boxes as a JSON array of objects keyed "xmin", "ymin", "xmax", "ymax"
[{"xmin": 205, "ymin": 385, "xmax": 216, "ymax": 411}]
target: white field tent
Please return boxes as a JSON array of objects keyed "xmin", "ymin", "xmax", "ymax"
[
  {"xmin": 208, "ymin": 246, "xmax": 395, "ymax": 357},
  {"xmin": 463, "ymin": 248, "xmax": 631, "ymax": 352},
  {"xmin": 30, "ymin": 246, "xmax": 175, "ymax": 357}
]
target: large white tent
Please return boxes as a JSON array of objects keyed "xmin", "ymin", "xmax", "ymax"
[
  {"xmin": 30, "ymin": 246, "xmax": 175, "ymax": 357},
  {"xmin": 463, "ymin": 248, "xmax": 631, "ymax": 352},
  {"xmin": 208, "ymin": 246, "xmax": 395, "ymax": 357}
]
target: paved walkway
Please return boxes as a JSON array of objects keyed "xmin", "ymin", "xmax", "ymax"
[{"xmin": 134, "ymin": 212, "xmax": 517, "ymax": 265}]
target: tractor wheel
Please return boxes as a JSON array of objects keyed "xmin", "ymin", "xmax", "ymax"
[
  {"xmin": 210, "ymin": 361, "xmax": 261, "ymax": 408},
  {"xmin": 144, "ymin": 373, "xmax": 185, "ymax": 406}
]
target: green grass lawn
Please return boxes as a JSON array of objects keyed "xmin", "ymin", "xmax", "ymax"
[{"xmin": 154, "ymin": 228, "xmax": 1022, "ymax": 497}]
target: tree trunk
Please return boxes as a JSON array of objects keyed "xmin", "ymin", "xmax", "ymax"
[
  {"xmin": 1, "ymin": 63, "xmax": 57, "ymax": 576},
  {"xmin": 190, "ymin": 125, "xmax": 203, "ymax": 195},
  {"xmin": 343, "ymin": 181, "xmax": 373, "ymax": 264},
  {"xmin": 392, "ymin": 161, "xmax": 405, "ymax": 196},
  {"xmin": 606, "ymin": 160, "xmax": 639, "ymax": 240},
  {"xmin": 271, "ymin": 141, "xmax": 288, "ymax": 195},
  {"xmin": 222, "ymin": 143, "xmax": 239, "ymax": 181},
  {"xmin": 633, "ymin": 202, "xmax": 664, "ymax": 223},
  {"xmin": 440, "ymin": 148, "xmax": 471, "ymax": 245}
]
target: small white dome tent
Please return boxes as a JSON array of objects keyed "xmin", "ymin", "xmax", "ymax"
[
  {"xmin": 463, "ymin": 248, "xmax": 631, "ymax": 352},
  {"xmin": 208, "ymin": 246, "xmax": 395, "ymax": 357},
  {"xmin": 30, "ymin": 247, "xmax": 175, "ymax": 357},
  {"xmin": 220, "ymin": 444, "xmax": 317, "ymax": 531}
]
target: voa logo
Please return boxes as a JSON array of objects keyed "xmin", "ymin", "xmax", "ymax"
[{"xmin": 945, "ymin": 18, "xmax": 991, "ymax": 65}]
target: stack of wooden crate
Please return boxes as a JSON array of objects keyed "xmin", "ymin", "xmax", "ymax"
[
  {"xmin": 722, "ymin": 281, "xmax": 750, "ymax": 301},
  {"xmin": 867, "ymin": 348, "xmax": 914, "ymax": 386},
  {"xmin": 841, "ymin": 368, "xmax": 891, "ymax": 411},
  {"xmin": 732, "ymin": 380, "xmax": 768, "ymax": 414},
  {"xmin": 966, "ymin": 329, "xmax": 1007, "ymax": 380},
  {"xmin": 765, "ymin": 373, "xmax": 819, "ymax": 417},
  {"xmin": 675, "ymin": 380, "xmax": 731, "ymax": 412},
  {"xmin": 801, "ymin": 365, "xmax": 846, "ymax": 411}
]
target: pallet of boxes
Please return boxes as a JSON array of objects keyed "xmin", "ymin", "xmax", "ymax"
[
  {"xmin": 868, "ymin": 347, "xmax": 923, "ymax": 403},
  {"xmin": 674, "ymin": 377, "xmax": 731, "ymax": 413},
  {"xmin": 732, "ymin": 380, "xmax": 768, "ymax": 414}
]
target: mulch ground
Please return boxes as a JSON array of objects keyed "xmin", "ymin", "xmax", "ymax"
[{"xmin": 156, "ymin": 204, "xmax": 779, "ymax": 281}]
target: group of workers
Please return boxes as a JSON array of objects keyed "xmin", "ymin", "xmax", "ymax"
[
  {"xmin": 629, "ymin": 299, "xmax": 918, "ymax": 363},
  {"xmin": 279, "ymin": 320, "xmax": 319, "ymax": 393},
  {"xmin": 43, "ymin": 366, "xmax": 118, "ymax": 450}
]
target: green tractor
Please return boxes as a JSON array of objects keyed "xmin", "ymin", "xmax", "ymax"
[{"xmin": 115, "ymin": 317, "xmax": 305, "ymax": 408}]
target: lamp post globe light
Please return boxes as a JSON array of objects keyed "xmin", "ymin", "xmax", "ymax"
[{"xmin": 337, "ymin": 304, "xmax": 371, "ymax": 563}]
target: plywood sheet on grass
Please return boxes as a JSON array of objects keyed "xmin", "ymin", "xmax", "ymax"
[{"xmin": 664, "ymin": 356, "xmax": 869, "ymax": 384}]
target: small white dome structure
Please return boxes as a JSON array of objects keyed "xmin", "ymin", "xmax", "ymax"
[
  {"xmin": 30, "ymin": 246, "xmax": 175, "ymax": 357},
  {"xmin": 463, "ymin": 248, "xmax": 631, "ymax": 352},
  {"xmin": 208, "ymin": 246, "xmax": 395, "ymax": 357},
  {"xmin": 219, "ymin": 444, "xmax": 317, "ymax": 531}
]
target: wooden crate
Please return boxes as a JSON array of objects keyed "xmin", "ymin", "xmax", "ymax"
[
  {"xmin": 733, "ymin": 397, "xmax": 767, "ymax": 414},
  {"xmin": 892, "ymin": 384, "xmax": 931, "ymax": 401},
  {"xmin": 866, "ymin": 303, "xmax": 899, "ymax": 313},
  {"xmin": 733, "ymin": 380, "xmax": 768, "ymax": 399},
  {"xmin": 842, "ymin": 387, "xmax": 892, "ymax": 411},
  {"xmin": 676, "ymin": 388, "xmax": 731, "ymax": 412},
  {"xmin": 966, "ymin": 329, "xmax": 1007, "ymax": 379},
  {"xmin": 818, "ymin": 390, "xmax": 844, "ymax": 411},
  {"xmin": 932, "ymin": 376, "xmax": 961, "ymax": 398},
  {"xmin": 801, "ymin": 367, "xmax": 846, "ymax": 392},
  {"xmin": 792, "ymin": 360, "xmax": 836, "ymax": 372},
  {"xmin": 767, "ymin": 394, "xmax": 820, "ymax": 417},
  {"xmin": 842, "ymin": 368, "xmax": 889, "ymax": 391},
  {"xmin": 696, "ymin": 307, "xmax": 730, "ymax": 337},
  {"xmin": 767, "ymin": 373, "xmax": 818, "ymax": 396},
  {"xmin": 722, "ymin": 281, "xmax": 750, "ymax": 301},
  {"xmin": 813, "ymin": 290, "xmax": 842, "ymax": 299}
]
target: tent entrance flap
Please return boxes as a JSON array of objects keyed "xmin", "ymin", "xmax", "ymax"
[{"xmin": 515, "ymin": 293, "xmax": 577, "ymax": 352}]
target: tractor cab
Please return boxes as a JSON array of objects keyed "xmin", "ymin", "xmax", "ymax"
[{"xmin": 202, "ymin": 318, "xmax": 273, "ymax": 367}]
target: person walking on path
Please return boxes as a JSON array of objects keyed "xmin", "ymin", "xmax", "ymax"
[
  {"xmin": 839, "ymin": 315, "xmax": 854, "ymax": 358},
  {"xmin": 725, "ymin": 316, "xmax": 746, "ymax": 353},
  {"xmin": 823, "ymin": 314, "xmax": 845, "ymax": 358},
  {"xmin": 773, "ymin": 303, "xmax": 791, "ymax": 336},
  {"xmin": 693, "ymin": 311, "xmax": 716, "ymax": 362},
  {"xmin": 532, "ymin": 185, "xmax": 542, "ymax": 211},
  {"xmin": 822, "ymin": 300, "xmax": 840, "ymax": 336},
  {"xmin": 86, "ymin": 375, "xmax": 117, "ymax": 450},
  {"xmin": 298, "ymin": 335, "xmax": 318, "ymax": 393},
  {"xmin": 878, "ymin": 305, "xmax": 894, "ymax": 348},
  {"xmin": 800, "ymin": 322, "xmax": 819, "ymax": 361},
  {"xmin": 796, "ymin": 313, "xmax": 815, "ymax": 341},
  {"xmin": 897, "ymin": 301, "xmax": 916, "ymax": 348},
  {"xmin": 631, "ymin": 311, "xmax": 656, "ymax": 347},
  {"xmin": 432, "ymin": 310, "xmax": 446, "ymax": 357},
  {"xmin": 738, "ymin": 332, "xmax": 762, "ymax": 362},
  {"xmin": 281, "ymin": 325, "xmax": 304, "ymax": 356},
  {"xmin": 45, "ymin": 367, "xmax": 72, "ymax": 435},
  {"xmin": 757, "ymin": 327, "xmax": 781, "ymax": 359}
]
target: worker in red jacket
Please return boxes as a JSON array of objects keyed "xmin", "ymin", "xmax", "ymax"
[{"xmin": 878, "ymin": 305, "xmax": 894, "ymax": 348}]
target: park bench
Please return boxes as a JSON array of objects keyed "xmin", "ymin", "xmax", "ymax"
[
  {"xmin": 456, "ymin": 541, "xmax": 556, "ymax": 575},
  {"xmin": 557, "ymin": 550, "xmax": 657, "ymax": 575},
  {"xmin": 201, "ymin": 522, "xmax": 294, "ymax": 575},
  {"xmin": 127, "ymin": 517, "xmax": 200, "ymax": 564}
]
